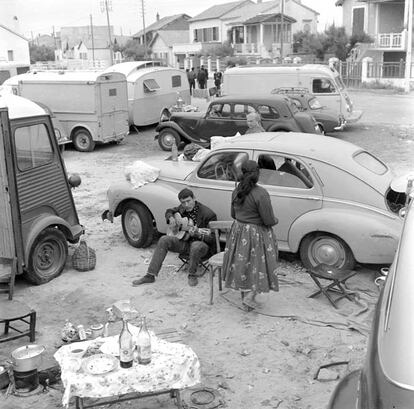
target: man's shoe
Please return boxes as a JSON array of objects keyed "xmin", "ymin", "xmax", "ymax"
[
  {"xmin": 132, "ymin": 274, "xmax": 155, "ymax": 286},
  {"xmin": 188, "ymin": 275, "xmax": 198, "ymax": 287}
]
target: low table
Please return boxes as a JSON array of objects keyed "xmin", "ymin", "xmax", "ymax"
[{"xmin": 54, "ymin": 326, "xmax": 200, "ymax": 408}]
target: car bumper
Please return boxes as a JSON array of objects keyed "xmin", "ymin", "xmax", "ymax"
[
  {"xmin": 345, "ymin": 110, "xmax": 363, "ymax": 124},
  {"xmin": 333, "ymin": 116, "xmax": 346, "ymax": 131}
]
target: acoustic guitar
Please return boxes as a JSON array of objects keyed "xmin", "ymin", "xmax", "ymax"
[{"xmin": 166, "ymin": 214, "xmax": 211, "ymax": 240}]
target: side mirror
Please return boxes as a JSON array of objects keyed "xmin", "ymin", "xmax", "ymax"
[{"xmin": 68, "ymin": 173, "xmax": 82, "ymax": 189}]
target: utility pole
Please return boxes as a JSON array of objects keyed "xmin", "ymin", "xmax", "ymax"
[
  {"xmin": 141, "ymin": 0, "xmax": 147, "ymax": 58},
  {"xmin": 280, "ymin": 0, "xmax": 285, "ymax": 60},
  {"xmin": 100, "ymin": 0, "xmax": 114, "ymax": 65},
  {"xmin": 90, "ymin": 14, "xmax": 95, "ymax": 65},
  {"xmin": 404, "ymin": 0, "xmax": 412, "ymax": 92}
]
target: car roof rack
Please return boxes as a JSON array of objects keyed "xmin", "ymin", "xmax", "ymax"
[{"xmin": 271, "ymin": 87, "xmax": 310, "ymax": 95}]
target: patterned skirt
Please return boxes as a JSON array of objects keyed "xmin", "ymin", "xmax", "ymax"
[{"xmin": 223, "ymin": 220, "xmax": 279, "ymax": 293}]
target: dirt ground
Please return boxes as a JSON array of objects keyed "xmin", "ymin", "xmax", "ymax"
[{"xmin": 1, "ymin": 91, "xmax": 414, "ymax": 409}]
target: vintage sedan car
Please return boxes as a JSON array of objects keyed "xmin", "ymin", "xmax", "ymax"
[
  {"xmin": 104, "ymin": 132, "xmax": 405, "ymax": 272},
  {"xmin": 271, "ymin": 87, "xmax": 346, "ymax": 133},
  {"xmin": 327, "ymin": 190, "xmax": 414, "ymax": 408},
  {"xmin": 155, "ymin": 95, "xmax": 320, "ymax": 151}
]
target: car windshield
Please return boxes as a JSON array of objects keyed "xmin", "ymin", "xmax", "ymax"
[{"xmin": 353, "ymin": 151, "xmax": 388, "ymax": 175}]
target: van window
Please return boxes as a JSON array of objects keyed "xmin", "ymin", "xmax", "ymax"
[
  {"xmin": 143, "ymin": 78, "xmax": 160, "ymax": 93},
  {"xmin": 15, "ymin": 124, "xmax": 54, "ymax": 171},
  {"xmin": 312, "ymin": 78, "xmax": 337, "ymax": 94},
  {"xmin": 172, "ymin": 75, "xmax": 181, "ymax": 88}
]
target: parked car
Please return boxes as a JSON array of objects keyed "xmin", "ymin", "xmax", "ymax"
[
  {"xmin": 155, "ymin": 95, "xmax": 321, "ymax": 151},
  {"xmin": 271, "ymin": 87, "xmax": 346, "ymax": 133},
  {"xmin": 327, "ymin": 187, "xmax": 414, "ymax": 409},
  {"xmin": 103, "ymin": 132, "xmax": 405, "ymax": 272}
]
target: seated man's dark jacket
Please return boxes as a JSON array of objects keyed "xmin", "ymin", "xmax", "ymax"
[{"xmin": 165, "ymin": 202, "xmax": 217, "ymax": 250}]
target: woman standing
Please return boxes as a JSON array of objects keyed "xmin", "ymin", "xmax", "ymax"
[{"xmin": 223, "ymin": 160, "xmax": 279, "ymax": 310}]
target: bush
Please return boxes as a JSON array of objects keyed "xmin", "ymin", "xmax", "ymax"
[{"xmin": 200, "ymin": 42, "xmax": 234, "ymax": 58}]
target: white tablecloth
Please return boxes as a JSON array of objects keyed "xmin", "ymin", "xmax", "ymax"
[{"xmin": 54, "ymin": 329, "xmax": 200, "ymax": 407}]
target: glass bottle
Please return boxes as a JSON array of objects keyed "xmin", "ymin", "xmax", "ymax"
[
  {"xmin": 137, "ymin": 316, "xmax": 151, "ymax": 365},
  {"xmin": 171, "ymin": 139, "xmax": 178, "ymax": 161},
  {"xmin": 119, "ymin": 319, "xmax": 133, "ymax": 368}
]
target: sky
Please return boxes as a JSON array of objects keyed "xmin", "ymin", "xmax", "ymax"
[{"xmin": 1, "ymin": 0, "xmax": 342, "ymax": 38}]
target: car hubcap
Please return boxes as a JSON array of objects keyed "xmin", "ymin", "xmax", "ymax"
[
  {"xmin": 77, "ymin": 134, "xmax": 89, "ymax": 149},
  {"xmin": 309, "ymin": 237, "xmax": 345, "ymax": 267},
  {"xmin": 162, "ymin": 133, "xmax": 175, "ymax": 148},
  {"xmin": 125, "ymin": 209, "xmax": 142, "ymax": 240},
  {"xmin": 36, "ymin": 241, "xmax": 61, "ymax": 273}
]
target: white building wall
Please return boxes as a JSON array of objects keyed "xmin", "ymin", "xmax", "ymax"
[
  {"xmin": 151, "ymin": 36, "xmax": 174, "ymax": 66},
  {"xmin": 189, "ymin": 18, "xmax": 224, "ymax": 42},
  {"xmin": 0, "ymin": 28, "xmax": 29, "ymax": 64}
]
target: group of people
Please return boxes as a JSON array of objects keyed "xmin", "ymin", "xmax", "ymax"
[
  {"xmin": 133, "ymin": 159, "xmax": 279, "ymax": 311},
  {"xmin": 186, "ymin": 66, "xmax": 223, "ymax": 96}
]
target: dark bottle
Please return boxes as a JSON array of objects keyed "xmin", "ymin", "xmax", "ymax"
[
  {"xmin": 119, "ymin": 318, "xmax": 133, "ymax": 368},
  {"xmin": 137, "ymin": 316, "xmax": 151, "ymax": 365}
]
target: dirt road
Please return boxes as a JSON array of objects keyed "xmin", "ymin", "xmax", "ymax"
[{"xmin": 1, "ymin": 90, "xmax": 413, "ymax": 409}]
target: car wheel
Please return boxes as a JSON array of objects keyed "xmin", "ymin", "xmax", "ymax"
[
  {"xmin": 299, "ymin": 232, "xmax": 355, "ymax": 273},
  {"xmin": 317, "ymin": 124, "xmax": 325, "ymax": 135},
  {"xmin": 160, "ymin": 108, "xmax": 171, "ymax": 122},
  {"xmin": 158, "ymin": 129, "xmax": 181, "ymax": 151},
  {"xmin": 73, "ymin": 129, "xmax": 95, "ymax": 152},
  {"xmin": 121, "ymin": 202, "xmax": 154, "ymax": 248},
  {"xmin": 25, "ymin": 228, "xmax": 68, "ymax": 285}
]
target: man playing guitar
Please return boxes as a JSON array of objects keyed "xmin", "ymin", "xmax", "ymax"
[{"xmin": 132, "ymin": 188, "xmax": 217, "ymax": 287}]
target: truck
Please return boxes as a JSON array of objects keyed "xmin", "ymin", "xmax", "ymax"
[
  {"xmin": 0, "ymin": 93, "xmax": 83, "ymax": 285},
  {"xmin": 2, "ymin": 70, "xmax": 129, "ymax": 152},
  {"xmin": 222, "ymin": 64, "xmax": 363, "ymax": 129}
]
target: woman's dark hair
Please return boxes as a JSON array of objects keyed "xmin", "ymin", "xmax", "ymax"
[{"xmin": 233, "ymin": 160, "xmax": 259, "ymax": 205}]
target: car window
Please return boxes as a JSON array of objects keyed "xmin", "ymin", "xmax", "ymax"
[
  {"xmin": 257, "ymin": 105, "xmax": 280, "ymax": 119},
  {"xmin": 232, "ymin": 104, "xmax": 255, "ymax": 120},
  {"xmin": 15, "ymin": 123, "xmax": 54, "ymax": 171},
  {"xmin": 312, "ymin": 78, "xmax": 337, "ymax": 94},
  {"xmin": 353, "ymin": 151, "xmax": 388, "ymax": 175},
  {"xmin": 257, "ymin": 153, "xmax": 313, "ymax": 189},
  {"xmin": 208, "ymin": 103, "xmax": 223, "ymax": 118},
  {"xmin": 221, "ymin": 103, "xmax": 231, "ymax": 118},
  {"xmin": 197, "ymin": 151, "xmax": 249, "ymax": 181}
]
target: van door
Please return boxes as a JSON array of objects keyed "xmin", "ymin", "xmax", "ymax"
[
  {"xmin": 310, "ymin": 76, "xmax": 342, "ymax": 118},
  {"xmin": 12, "ymin": 117, "xmax": 80, "ymax": 239},
  {"xmin": 0, "ymin": 108, "xmax": 21, "ymax": 260},
  {"xmin": 97, "ymin": 76, "xmax": 129, "ymax": 143}
]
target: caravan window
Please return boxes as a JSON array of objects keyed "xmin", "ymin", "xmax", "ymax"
[
  {"xmin": 172, "ymin": 75, "xmax": 181, "ymax": 88},
  {"xmin": 15, "ymin": 124, "xmax": 54, "ymax": 171},
  {"xmin": 143, "ymin": 78, "xmax": 160, "ymax": 93}
]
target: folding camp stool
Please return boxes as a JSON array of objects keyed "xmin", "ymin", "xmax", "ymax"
[
  {"xmin": 177, "ymin": 254, "xmax": 209, "ymax": 277},
  {"xmin": 307, "ymin": 263, "xmax": 358, "ymax": 309}
]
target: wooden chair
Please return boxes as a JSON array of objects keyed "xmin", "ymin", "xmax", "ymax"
[
  {"xmin": 0, "ymin": 257, "xmax": 17, "ymax": 300},
  {"xmin": 307, "ymin": 263, "xmax": 358, "ymax": 309},
  {"xmin": 207, "ymin": 221, "xmax": 233, "ymax": 304}
]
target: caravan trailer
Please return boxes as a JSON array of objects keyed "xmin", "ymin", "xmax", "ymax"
[
  {"xmin": 104, "ymin": 62, "xmax": 190, "ymax": 126},
  {"xmin": 3, "ymin": 71, "xmax": 129, "ymax": 152}
]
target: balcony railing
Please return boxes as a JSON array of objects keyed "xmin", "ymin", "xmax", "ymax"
[{"xmin": 375, "ymin": 31, "xmax": 406, "ymax": 49}]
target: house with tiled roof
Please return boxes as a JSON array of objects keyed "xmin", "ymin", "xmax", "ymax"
[
  {"xmin": 188, "ymin": 0, "xmax": 318, "ymax": 58},
  {"xmin": 150, "ymin": 30, "xmax": 190, "ymax": 67},
  {"xmin": 133, "ymin": 13, "xmax": 191, "ymax": 48}
]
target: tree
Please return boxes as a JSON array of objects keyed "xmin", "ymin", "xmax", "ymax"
[
  {"xmin": 29, "ymin": 44, "xmax": 55, "ymax": 63},
  {"xmin": 116, "ymin": 39, "xmax": 146, "ymax": 61}
]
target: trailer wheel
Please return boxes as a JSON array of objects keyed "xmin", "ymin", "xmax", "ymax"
[
  {"xmin": 73, "ymin": 129, "xmax": 95, "ymax": 152},
  {"xmin": 25, "ymin": 228, "xmax": 68, "ymax": 285},
  {"xmin": 158, "ymin": 128, "xmax": 181, "ymax": 151}
]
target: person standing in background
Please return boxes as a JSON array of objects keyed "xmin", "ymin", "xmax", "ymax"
[
  {"xmin": 213, "ymin": 69, "xmax": 223, "ymax": 97},
  {"xmin": 188, "ymin": 67, "xmax": 196, "ymax": 95},
  {"xmin": 197, "ymin": 66, "xmax": 207, "ymax": 89},
  {"xmin": 223, "ymin": 160, "xmax": 279, "ymax": 311}
]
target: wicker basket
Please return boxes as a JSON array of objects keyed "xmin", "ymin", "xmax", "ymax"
[{"xmin": 72, "ymin": 240, "xmax": 96, "ymax": 272}]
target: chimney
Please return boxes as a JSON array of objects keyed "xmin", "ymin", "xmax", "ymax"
[
  {"xmin": 156, "ymin": 12, "xmax": 160, "ymax": 21},
  {"xmin": 12, "ymin": 16, "xmax": 21, "ymax": 34}
]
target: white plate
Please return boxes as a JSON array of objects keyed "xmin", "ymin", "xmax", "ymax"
[
  {"xmin": 99, "ymin": 340, "xmax": 120, "ymax": 356},
  {"xmin": 82, "ymin": 353, "xmax": 118, "ymax": 375}
]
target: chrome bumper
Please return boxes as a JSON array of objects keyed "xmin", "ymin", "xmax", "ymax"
[{"xmin": 345, "ymin": 110, "xmax": 363, "ymax": 124}]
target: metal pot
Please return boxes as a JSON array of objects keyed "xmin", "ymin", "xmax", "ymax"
[{"xmin": 11, "ymin": 345, "xmax": 45, "ymax": 372}]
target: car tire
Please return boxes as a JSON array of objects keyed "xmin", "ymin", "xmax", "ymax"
[
  {"xmin": 72, "ymin": 129, "xmax": 95, "ymax": 152},
  {"xmin": 158, "ymin": 128, "xmax": 181, "ymax": 151},
  {"xmin": 121, "ymin": 202, "xmax": 154, "ymax": 248},
  {"xmin": 299, "ymin": 232, "xmax": 355, "ymax": 273},
  {"xmin": 25, "ymin": 228, "xmax": 68, "ymax": 285}
]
